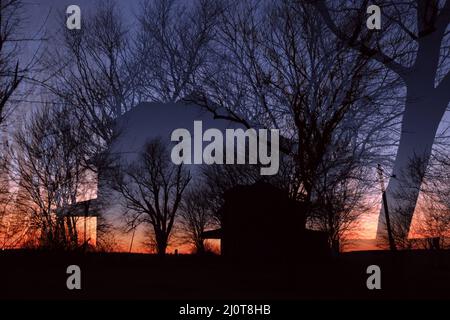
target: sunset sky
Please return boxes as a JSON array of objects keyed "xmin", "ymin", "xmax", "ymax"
[{"xmin": 5, "ymin": 0, "xmax": 449, "ymax": 254}]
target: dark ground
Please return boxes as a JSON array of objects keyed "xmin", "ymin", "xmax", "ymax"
[{"xmin": 0, "ymin": 249, "xmax": 449, "ymax": 300}]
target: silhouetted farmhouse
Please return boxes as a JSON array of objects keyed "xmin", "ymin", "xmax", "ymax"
[
  {"xmin": 202, "ymin": 182, "xmax": 329, "ymax": 263},
  {"xmin": 99, "ymin": 102, "xmax": 328, "ymax": 257},
  {"xmin": 98, "ymin": 101, "xmax": 245, "ymax": 246}
]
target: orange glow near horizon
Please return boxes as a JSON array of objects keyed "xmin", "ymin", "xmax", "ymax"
[
  {"xmin": 124, "ymin": 239, "xmax": 220, "ymax": 255},
  {"xmin": 1, "ymin": 187, "xmax": 445, "ymax": 253},
  {"xmin": 352, "ymin": 203, "xmax": 380, "ymax": 240},
  {"xmin": 344, "ymin": 189, "xmax": 450, "ymax": 251}
]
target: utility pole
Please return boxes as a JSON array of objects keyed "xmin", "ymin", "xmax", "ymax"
[
  {"xmin": 129, "ymin": 225, "xmax": 137, "ymax": 253},
  {"xmin": 377, "ymin": 164, "xmax": 396, "ymax": 251}
]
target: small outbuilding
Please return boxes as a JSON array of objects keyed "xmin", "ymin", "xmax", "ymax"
[{"xmin": 202, "ymin": 182, "xmax": 329, "ymax": 263}]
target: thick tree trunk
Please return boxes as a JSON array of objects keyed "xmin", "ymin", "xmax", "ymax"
[
  {"xmin": 376, "ymin": 82, "xmax": 449, "ymax": 244},
  {"xmin": 155, "ymin": 231, "xmax": 168, "ymax": 256},
  {"xmin": 312, "ymin": 0, "xmax": 450, "ymax": 247},
  {"xmin": 196, "ymin": 239, "xmax": 205, "ymax": 255}
]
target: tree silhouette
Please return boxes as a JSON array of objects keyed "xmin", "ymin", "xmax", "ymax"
[
  {"xmin": 192, "ymin": 0, "xmax": 398, "ymax": 222},
  {"xmin": 0, "ymin": 139, "xmax": 28, "ymax": 248},
  {"xmin": 112, "ymin": 138, "xmax": 191, "ymax": 256},
  {"xmin": 11, "ymin": 105, "xmax": 97, "ymax": 249},
  {"xmin": 313, "ymin": 0, "xmax": 450, "ymax": 245},
  {"xmin": 135, "ymin": 0, "xmax": 221, "ymax": 102},
  {"xmin": 179, "ymin": 185, "xmax": 216, "ymax": 254},
  {"xmin": 385, "ymin": 152, "xmax": 450, "ymax": 249},
  {"xmin": 44, "ymin": 1, "xmax": 137, "ymax": 144},
  {"xmin": 309, "ymin": 142, "xmax": 372, "ymax": 252},
  {"xmin": 0, "ymin": 0, "xmax": 25, "ymax": 126}
]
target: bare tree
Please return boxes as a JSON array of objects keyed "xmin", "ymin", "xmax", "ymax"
[
  {"xmin": 412, "ymin": 198, "xmax": 450, "ymax": 249},
  {"xmin": 43, "ymin": 0, "xmax": 138, "ymax": 148},
  {"xmin": 179, "ymin": 185, "xmax": 216, "ymax": 254},
  {"xmin": 0, "ymin": 0, "xmax": 47, "ymax": 132},
  {"xmin": 376, "ymin": 152, "xmax": 450, "ymax": 249},
  {"xmin": 389, "ymin": 151, "xmax": 450, "ymax": 249},
  {"xmin": 11, "ymin": 105, "xmax": 96, "ymax": 250},
  {"xmin": 0, "ymin": 0, "xmax": 53, "ymax": 247},
  {"xmin": 135, "ymin": 0, "xmax": 221, "ymax": 102},
  {"xmin": 0, "ymin": 0, "xmax": 27, "ymax": 126},
  {"xmin": 313, "ymin": 0, "xmax": 450, "ymax": 245},
  {"xmin": 0, "ymin": 139, "xmax": 29, "ymax": 248},
  {"xmin": 191, "ymin": 0, "xmax": 399, "ymax": 225},
  {"xmin": 112, "ymin": 138, "xmax": 191, "ymax": 256},
  {"xmin": 309, "ymin": 140, "xmax": 373, "ymax": 252}
]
